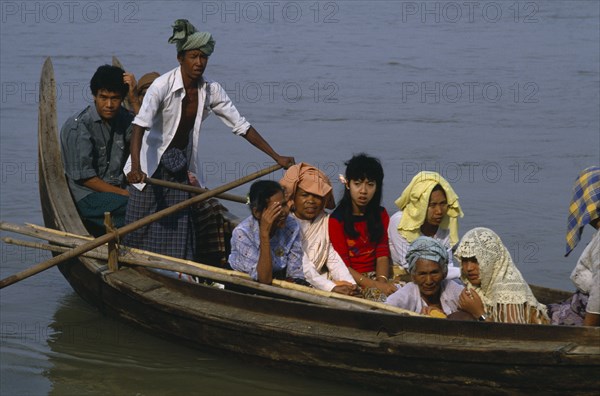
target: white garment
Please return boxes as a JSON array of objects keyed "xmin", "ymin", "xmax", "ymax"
[
  {"xmin": 124, "ymin": 66, "xmax": 251, "ymax": 190},
  {"xmin": 388, "ymin": 211, "xmax": 460, "ymax": 279},
  {"xmin": 571, "ymin": 229, "xmax": 600, "ymax": 314},
  {"xmin": 293, "ymin": 213, "xmax": 356, "ymax": 292},
  {"xmin": 386, "ymin": 280, "xmax": 464, "ymax": 315}
]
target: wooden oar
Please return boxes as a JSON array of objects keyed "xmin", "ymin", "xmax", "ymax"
[
  {"xmin": 0, "ymin": 164, "xmax": 281, "ymax": 289},
  {"xmin": 0, "ymin": 222, "xmax": 422, "ymax": 316},
  {"xmin": 145, "ymin": 177, "xmax": 247, "ymax": 204},
  {"xmin": 4, "ymin": 236, "xmax": 412, "ymax": 313}
]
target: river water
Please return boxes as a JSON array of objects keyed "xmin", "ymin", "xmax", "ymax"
[{"xmin": 1, "ymin": 1, "xmax": 598, "ymax": 394}]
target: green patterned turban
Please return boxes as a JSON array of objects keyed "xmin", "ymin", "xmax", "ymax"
[{"xmin": 168, "ymin": 19, "xmax": 215, "ymax": 55}]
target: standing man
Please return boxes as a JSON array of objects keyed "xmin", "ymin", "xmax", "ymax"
[
  {"xmin": 61, "ymin": 65, "xmax": 136, "ymax": 235},
  {"xmin": 124, "ymin": 19, "xmax": 294, "ymax": 260}
]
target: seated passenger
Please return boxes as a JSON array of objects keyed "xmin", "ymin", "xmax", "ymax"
[
  {"xmin": 135, "ymin": 72, "xmax": 160, "ymax": 102},
  {"xmin": 549, "ymin": 166, "xmax": 599, "ymax": 326},
  {"xmin": 280, "ymin": 163, "xmax": 358, "ymax": 295},
  {"xmin": 455, "ymin": 227, "xmax": 549, "ymax": 324},
  {"xmin": 329, "ymin": 154, "xmax": 397, "ymax": 301},
  {"xmin": 128, "ymin": 71, "xmax": 160, "ymax": 115},
  {"xmin": 388, "ymin": 171, "xmax": 463, "ymax": 280},
  {"xmin": 229, "ymin": 180, "xmax": 304, "ymax": 284},
  {"xmin": 386, "ymin": 236, "xmax": 463, "ymax": 317},
  {"xmin": 60, "ymin": 65, "xmax": 135, "ymax": 235}
]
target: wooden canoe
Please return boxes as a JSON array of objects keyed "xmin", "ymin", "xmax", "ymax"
[{"xmin": 36, "ymin": 57, "xmax": 600, "ymax": 394}]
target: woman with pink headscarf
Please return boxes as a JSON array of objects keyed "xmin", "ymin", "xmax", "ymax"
[{"xmin": 280, "ymin": 163, "xmax": 358, "ymax": 295}]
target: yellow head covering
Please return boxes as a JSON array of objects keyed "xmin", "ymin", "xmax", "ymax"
[{"xmin": 394, "ymin": 171, "xmax": 463, "ymax": 245}]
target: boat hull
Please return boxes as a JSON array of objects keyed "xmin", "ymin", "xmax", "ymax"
[{"xmin": 37, "ymin": 58, "xmax": 600, "ymax": 394}]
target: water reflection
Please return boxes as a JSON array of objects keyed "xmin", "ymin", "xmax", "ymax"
[{"xmin": 45, "ymin": 293, "xmax": 379, "ymax": 396}]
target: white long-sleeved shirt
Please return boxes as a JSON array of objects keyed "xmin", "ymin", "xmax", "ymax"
[{"xmin": 124, "ymin": 66, "xmax": 251, "ymax": 190}]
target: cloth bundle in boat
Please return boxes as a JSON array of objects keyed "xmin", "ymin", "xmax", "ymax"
[{"xmin": 192, "ymin": 198, "xmax": 232, "ymax": 268}]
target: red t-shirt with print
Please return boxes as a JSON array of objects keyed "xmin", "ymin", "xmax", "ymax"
[{"xmin": 328, "ymin": 207, "xmax": 390, "ymax": 274}]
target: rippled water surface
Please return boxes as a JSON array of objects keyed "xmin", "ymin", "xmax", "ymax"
[{"xmin": 1, "ymin": 1, "xmax": 598, "ymax": 394}]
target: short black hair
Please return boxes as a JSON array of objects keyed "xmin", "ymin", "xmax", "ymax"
[
  {"xmin": 248, "ymin": 180, "xmax": 284, "ymax": 215},
  {"xmin": 90, "ymin": 65, "xmax": 128, "ymax": 98}
]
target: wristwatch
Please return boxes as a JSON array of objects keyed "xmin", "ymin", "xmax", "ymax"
[{"xmin": 478, "ymin": 314, "xmax": 487, "ymax": 322}]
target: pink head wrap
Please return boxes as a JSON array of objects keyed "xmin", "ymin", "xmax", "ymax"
[{"xmin": 280, "ymin": 163, "xmax": 335, "ymax": 210}]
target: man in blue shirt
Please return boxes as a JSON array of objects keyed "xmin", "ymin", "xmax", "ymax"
[{"xmin": 60, "ymin": 65, "xmax": 134, "ymax": 234}]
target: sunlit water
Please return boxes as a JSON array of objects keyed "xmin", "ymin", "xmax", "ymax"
[{"xmin": 1, "ymin": 1, "xmax": 598, "ymax": 394}]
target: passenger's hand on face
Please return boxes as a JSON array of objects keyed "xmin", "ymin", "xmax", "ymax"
[
  {"xmin": 332, "ymin": 283, "xmax": 360, "ymax": 296},
  {"xmin": 127, "ymin": 168, "xmax": 147, "ymax": 184},
  {"xmin": 458, "ymin": 288, "xmax": 484, "ymax": 318},
  {"xmin": 259, "ymin": 200, "xmax": 283, "ymax": 236},
  {"xmin": 374, "ymin": 280, "xmax": 398, "ymax": 296}
]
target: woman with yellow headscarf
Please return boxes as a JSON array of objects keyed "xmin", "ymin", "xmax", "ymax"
[{"xmin": 388, "ymin": 171, "xmax": 463, "ymax": 280}]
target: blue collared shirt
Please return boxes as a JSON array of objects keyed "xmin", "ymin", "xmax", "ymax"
[
  {"xmin": 60, "ymin": 105, "xmax": 133, "ymax": 202},
  {"xmin": 229, "ymin": 215, "xmax": 304, "ymax": 281}
]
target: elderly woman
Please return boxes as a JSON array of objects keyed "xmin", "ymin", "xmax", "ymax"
[
  {"xmin": 386, "ymin": 236, "xmax": 463, "ymax": 317},
  {"xmin": 280, "ymin": 163, "xmax": 357, "ymax": 295},
  {"xmin": 388, "ymin": 171, "xmax": 463, "ymax": 280},
  {"xmin": 549, "ymin": 166, "xmax": 600, "ymax": 326},
  {"xmin": 456, "ymin": 227, "xmax": 549, "ymax": 324},
  {"xmin": 229, "ymin": 180, "xmax": 304, "ymax": 285}
]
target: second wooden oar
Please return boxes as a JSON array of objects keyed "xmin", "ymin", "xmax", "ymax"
[
  {"xmin": 145, "ymin": 177, "xmax": 247, "ymax": 204},
  {"xmin": 0, "ymin": 164, "xmax": 281, "ymax": 289},
  {"xmin": 0, "ymin": 228, "xmax": 420, "ymax": 316}
]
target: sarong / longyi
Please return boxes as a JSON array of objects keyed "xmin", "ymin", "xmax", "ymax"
[{"xmin": 123, "ymin": 148, "xmax": 195, "ymax": 260}]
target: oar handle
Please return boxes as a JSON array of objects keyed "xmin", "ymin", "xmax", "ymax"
[
  {"xmin": 0, "ymin": 164, "xmax": 282, "ymax": 289},
  {"xmin": 145, "ymin": 177, "xmax": 247, "ymax": 204}
]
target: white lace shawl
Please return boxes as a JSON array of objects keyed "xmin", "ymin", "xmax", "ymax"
[{"xmin": 455, "ymin": 227, "xmax": 549, "ymax": 324}]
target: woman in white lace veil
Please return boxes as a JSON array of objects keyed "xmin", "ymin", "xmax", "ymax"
[{"xmin": 455, "ymin": 227, "xmax": 549, "ymax": 324}]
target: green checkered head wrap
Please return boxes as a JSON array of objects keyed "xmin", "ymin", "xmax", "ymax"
[{"xmin": 168, "ymin": 19, "xmax": 215, "ymax": 56}]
